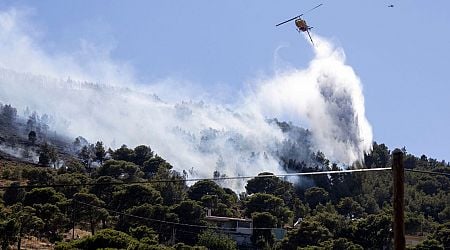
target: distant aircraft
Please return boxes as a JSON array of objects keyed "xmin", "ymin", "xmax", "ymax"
[
  {"xmin": 388, "ymin": 4, "xmax": 394, "ymax": 7},
  {"xmin": 276, "ymin": 4, "xmax": 323, "ymax": 45}
]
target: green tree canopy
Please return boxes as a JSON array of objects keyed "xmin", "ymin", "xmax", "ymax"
[
  {"xmin": 352, "ymin": 213, "xmax": 391, "ymax": 249},
  {"xmin": 304, "ymin": 187, "xmax": 330, "ymax": 208},
  {"xmin": 281, "ymin": 220, "xmax": 331, "ymax": 250},
  {"xmin": 244, "ymin": 193, "xmax": 293, "ymax": 226},
  {"xmin": 197, "ymin": 230, "xmax": 237, "ymax": 250},
  {"xmin": 96, "ymin": 160, "xmax": 143, "ymax": 180},
  {"xmin": 134, "ymin": 145, "xmax": 154, "ymax": 166},
  {"xmin": 112, "ymin": 144, "xmax": 135, "ymax": 162},
  {"xmin": 112, "ymin": 184, "xmax": 162, "ymax": 210},
  {"xmin": 23, "ymin": 187, "xmax": 65, "ymax": 206},
  {"xmin": 245, "ymin": 172, "xmax": 298, "ymax": 210},
  {"xmin": 73, "ymin": 192, "xmax": 109, "ymax": 234},
  {"xmin": 251, "ymin": 212, "xmax": 277, "ymax": 249},
  {"xmin": 94, "ymin": 141, "xmax": 106, "ymax": 164},
  {"xmin": 3, "ymin": 182, "xmax": 25, "ymax": 206}
]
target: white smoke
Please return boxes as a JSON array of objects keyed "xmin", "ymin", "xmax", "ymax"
[
  {"xmin": 250, "ymin": 36, "xmax": 373, "ymax": 163},
  {"xmin": 0, "ymin": 144, "xmax": 39, "ymax": 163},
  {"xmin": 0, "ymin": 8, "xmax": 372, "ymax": 190},
  {"xmin": 0, "ymin": 8, "xmax": 136, "ymax": 87}
]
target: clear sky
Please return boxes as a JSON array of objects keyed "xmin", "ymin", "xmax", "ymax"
[{"xmin": 1, "ymin": 0, "xmax": 449, "ymax": 161}]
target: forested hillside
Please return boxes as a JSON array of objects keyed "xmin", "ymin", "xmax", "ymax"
[{"xmin": 0, "ymin": 103, "xmax": 449, "ymax": 250}]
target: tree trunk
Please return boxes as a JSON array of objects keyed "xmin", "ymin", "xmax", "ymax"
[
  {"xmin": 17, "ymin": 237, "xmax": 21, "ymax": 250},
  {"xmin": 90, "ymin": 218, "xmax": 95, "ymax": 235},
  {"xmin": 17, "ymin": 226, "xmax": 22, "ymax": 250}
]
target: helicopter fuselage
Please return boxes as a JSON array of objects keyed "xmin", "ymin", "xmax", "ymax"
[{"xmin": 295, "ymin": 18, "xmax": 309, "ymax": 32}]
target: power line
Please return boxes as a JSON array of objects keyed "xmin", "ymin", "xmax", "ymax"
[
  {"xmin": 405, "ymin": 169, "xmax": 450, "ymax": 177},
  {"xmin": 74, "ymin": 199, "xmax": 279, "ymax": 231},
  {"xmin": 0, "ymin": 167, "xmax": 391, "ymax": 189}
]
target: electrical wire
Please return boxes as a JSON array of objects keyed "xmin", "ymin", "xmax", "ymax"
[
  {"xmin": 0, "ymin": 167, "xmax": 391, "ymax": 189},
  {"xmin": 73, "ymin": 199, "xmax": 279, "ymax": 231},
  {"xmin": 405, "ymin": 169, "xmax": 450, "ymax": 177}
]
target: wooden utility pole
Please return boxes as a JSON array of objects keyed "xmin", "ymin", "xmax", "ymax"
[
  {"xmin": 392, "ymin": 149, "xmax": 405, "ymax": 250},
  {"xmin": 72, "ymin": 199, "xmax": 76, "ymax": 240}
]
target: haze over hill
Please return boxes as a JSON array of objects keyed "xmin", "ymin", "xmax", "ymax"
[{"xmin": 0, "ymin": 8, "xmax": 372, "ymax": 189}]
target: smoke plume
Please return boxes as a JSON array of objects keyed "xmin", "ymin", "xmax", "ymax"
[{"xmin": 0, "ymin": 8, "xmax": 372, "ymax": 190}]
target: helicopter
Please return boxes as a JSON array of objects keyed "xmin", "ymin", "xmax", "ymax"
[{"xmin": 276, "ymin": 4, "xmax": 323, "ymax": 45}]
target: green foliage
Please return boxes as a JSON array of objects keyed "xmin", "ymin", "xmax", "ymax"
[
  {"xmin": 79, "ymin": 144, "xmax": 94, "ymax": 168},
  {"xmin": 40, "ymin": 204, "xmax": 69, "ymax": 237},
  {"xmin": 151, "ymin": 167, "xmax": 187, "ymax": 206},
  {"xmin": 310, "ymin": 209, "xmax": 351, "ymax": 238},
  {"xmin": 134, "ymin": 145, "xmax": 154, "ymax": 166},
  {"xmin": 22, "ymin": 167, "xmax": 56, "ymax": 186},
  {"xmin": 96, "ymin": 159, "xmax": 143, "ymax": 180},
  {"xmin": 23, "ymin": 187, "xmax": 66, "ymax": 206},
  {"xmin": 112, "ymin": 144, "xmax": 135, "ymax": 162},
  {"xmin": 73, "ymin": 192, "xmax": 109, "ymax": 234},
  {"xmin": 0, "ymin": 217, "xmax": 19, "ymax": 250},
  {"xmin": 97, "ymin": 160, "xmax": 143, "ymax": 180},
  {"xmin": 431, "ymin": 223, "xmax": 450, "ymax": 248},
  {"xmin": 187, "ymin": 180, "xmax": 237, "ymax": 216},
  {"xmin": 318, "ymin": 238, "xmax": 363, "ymax": 250},
  {"xmin": 38, "ymin": 142, "xmax": 58, "ymax": 166},
  {"xmin": 64, "ymin": 158, "xmax": 86, "ymax": 173},
  {"xmin": 54, "ymin": 173, "xmax": 89, "ymax": 198},
  {"xmin": 197, "ymin": 230, "xmax": 237, "ymax": 250},
  {"xmin": 246, "ymin": 172, "xmax": 299, "ymax": 213},
  {"xmin": 281, "ymin": 220, "xmax": 331, "ymax": 250},
  {"xmin": 364, "ymin": 142, "xmax": 390, "ymax": 168},
  {"xmin": 187, "ymin": 180, "xmax": 224, "ymax": 202},
  {"xmin": 94, "ymin": 141, "xmax": 106, "ymax": 164},
  {"xmin": 245, "ymin": 193, "xmax": 293, "ymax": 226},
  {"xmin": 9, "ymin": 204, "xmax": 44, "ymax": 249},
  {"xmin": 129, "ymin": 225, "xmax": 159, "ymax": 245},
  {"xmin": 143, "ymin": 155, "xmax": 168, "ymax": 176},
  {"xmin": 251, "ymin": 212, "xmax": 277, "ymax": 248},
  {"xmin": 112, "ymin": 184, "xmax": 162, "ymax": 210},
  {"xmin": 336, "ymin": 197, "xmax": 365, "ymax": 219},
  {"xmin": 172, "ymin": 200, "xmax": 206, "ymax": 244},
  {"xmin": 405, "ymin": 212, "xmax": 425, "ymax": 234},
  {"xmin": 118, "ymin": 204, "xmax": 178, "ymax": 242},
  {"xmin": 55, "ymin": 228, "xmax": 162, "ymax": 250},
  {"xmin": 172, "ymin": 200, "xmax": 205, "ymax": 225},
  {"xmin": 352, "ymin": 213, "xmax": 391, "ymax": 249},
  {"xmin": 414, "ymin": 239, "xmax": 444, "ymax": 250},
  {"xmin": 2, "ymin": 182, "xmax": 25, "ymax": 205},
  {"xmin": 89, "ymin": 176, "xmax": 121, "ymax": 203},
  {"xmin": 1, "ymin": 124, "xmax": 449, "ymax": 250},
  {"xmin": 304, "ymin": 187, "xmax": 330, "ymax": 208}
]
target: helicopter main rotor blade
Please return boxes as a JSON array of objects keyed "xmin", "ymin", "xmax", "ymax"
[
  {"xmin": 304, "ymin": 3, "xmax": 323, "ymax": 15},
  {"xmin": 275, "ymin": 3, "xmax": 323, "ymax": 27},
  {"xmin": 276, "ymin": 15, "xmax": 302, "ymax": 27}
]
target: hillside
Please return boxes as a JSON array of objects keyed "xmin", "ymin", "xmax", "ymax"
[{"xmin": 0, "ymin": 103, "xmax": 449, "ymax": 250}]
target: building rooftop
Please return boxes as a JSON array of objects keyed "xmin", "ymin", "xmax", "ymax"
[{"xmin": 205, "ymin": 215, "xmax": 252, "ymax": 223}]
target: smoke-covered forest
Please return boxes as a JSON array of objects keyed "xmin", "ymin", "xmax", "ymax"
[{"xmin": 0, "ymin": 103, "xmax": 449, "ymax": 250}]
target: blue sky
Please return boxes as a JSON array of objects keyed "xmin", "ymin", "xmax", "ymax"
[{"xmin": 1, "ymin": 0, "xmax": 449, "ymax": 161}]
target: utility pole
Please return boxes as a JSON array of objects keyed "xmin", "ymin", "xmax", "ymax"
[
  {"xmin": 72, "ymin": 199, "xmax": 76, "ymax": 240},
  {"xmin": 392, "ymin": 149, "xmax": 405, "ymax": 250}
]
